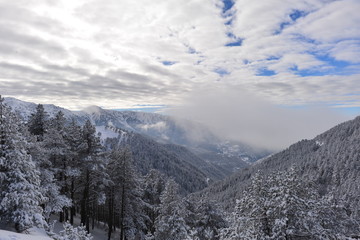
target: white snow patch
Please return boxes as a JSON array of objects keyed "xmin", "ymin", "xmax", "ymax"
[
  {"xmin": 139, "ymin": 121, "xmax": 167, "ymax": 131},
  {"xmin": 0, "ymin": 228, "xmax": 52, "ymax": 240},
  {"xmin": 96, "ymin": 126, "xmax": 119, "ymax": 140},
  {"xmin": 49, "ymin": 215, "xmax": 109, "ymax": 240}
]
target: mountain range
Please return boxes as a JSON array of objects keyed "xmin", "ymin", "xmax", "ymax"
[{"xmin": 4, "ymin": 97, "xmax": 269, "ymax": 193}]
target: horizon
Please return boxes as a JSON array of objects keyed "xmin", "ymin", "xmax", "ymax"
[
  {"xmin": 1, "ymin": 0, "xmax": 359, "ymax": 149},
  {"xmin": 3, "ymin": 94, "xmax": 359, "ymax": 150}
]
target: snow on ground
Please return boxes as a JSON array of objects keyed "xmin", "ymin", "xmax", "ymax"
[
  {"xmin": 0, "ymin": 216, "xmax": 114, "ymax": 240},
  {"xmin": 50, "ymin": 215, "xmax": 114, "ymax": 240},
  {"xmin": 96, "ymin": 125, "xmax": 119, "ymax": 140},
  {"xmin": 0, "ymin": 228, "xmax": 52, "ymax": 240}
]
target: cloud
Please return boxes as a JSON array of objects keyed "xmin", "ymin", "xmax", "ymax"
[
  {"xmin": 291, "ymin": 0, "xmax": 360, "ymax": 43},
  {"xmin": 329, "ymin": 40, "xmax": 360, "ymax": 64},
  {"xmin": 0, "ymin": 0, "xmax": 359, "ymax": 118},
  {"xmin": 166, "ymin": 86, "xmax": 351, "ymax": 150}
]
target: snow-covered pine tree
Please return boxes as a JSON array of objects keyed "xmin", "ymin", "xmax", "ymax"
[
  {"xmin": 154, "ymin": 179, "xmax": 191, "ymax": 240},
  {"xmin": 315, "ymin": 191, "xmax": 360, "ymax": 238},
  {"xmin": 108, "ymin": 147, "xmax": 146, "ymax": 240},
  {"xmin": 64, "ymin": 118, "xmax": 84, "ymax": 225},
  {"xmin": 142, "ymin": 169, "xmax": 166, "ymax": 236},
  {"xmin": 221, "ymin": 168, "xmax": 358, "ymax": 239},
  {"xmin": 184, "ymin": 193, "xmax": 226, "ymax": 240},
  {"xmin": 0, "ymin": 97, "xmax": 46, "ymax": 232},
  {"xmin": 28, "ymin": 104, "xmax": 48, "ymax": 141},
  {"xmin": 41, "ymin": 111, "xmax": 72, "ymax": 222},
  {"xmin": 220, "ymin": 171, "xmax": 271, "ymax": 240},
  {"xmin": 78, "ymin": 120, "xmax": 104, "ymax": 233},
  {"xmin": 268, "ymin": 168, "xmax": 317, "ymax": 239}
]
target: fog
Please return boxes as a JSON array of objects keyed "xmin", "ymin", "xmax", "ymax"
[{"xmin": 166, "ymin": 87, "xmax": 352, "ymax": 151}]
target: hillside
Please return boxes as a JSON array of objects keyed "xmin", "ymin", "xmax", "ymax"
[{"xmin": 204, "ymin": 116, "xmax": 360, "ymax": 215}]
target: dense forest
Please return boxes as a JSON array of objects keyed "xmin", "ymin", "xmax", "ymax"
[{"xmin": 1, "ymin": 96, "xmax": 359, "ymax": 239}]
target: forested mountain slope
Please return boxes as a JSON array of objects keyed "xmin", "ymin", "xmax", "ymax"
[
  {"xmin": 103, "ymin": 126, "xmax": 223, "ymax": 193},
  {"xmin": 2, "ymin": 96, "xmax": 359, "ymax": 239},
  {"xmin": 205, "ymin": 116, "xmax": 360, "ymax": 214},
  {"xmin": 4, "ymin": 97, "xmax": 268, "ymax": 177}
]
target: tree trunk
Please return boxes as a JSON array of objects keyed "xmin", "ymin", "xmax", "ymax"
[
  {"xmin": 64, "ymin": 163, "xmax": 69, "ymax": 222},
  {"xmin": 70, "ymin": 179, "xmax": 75, "ymax": 225},
  {"xmin": 81, "ymin": 170, "xmax": 90, "ymax": 233},
  {"xmin": 108, "ymin": 188, "xmax": 113, "ymax": 240},
  {"xmin": 120, "ymin": 184, "xmax": 125, "ymax": 240}
]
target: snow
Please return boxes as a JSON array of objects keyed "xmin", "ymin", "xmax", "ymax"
[
  {"xmin": 50, "ymin": 215, "xmax": 113, "ymax": 240},
  {"xmin": 3, "ymin": 97, "xmax": 85, "ymax": 121},
  {"xmin": 96, "ymin": 126, "xmax": 119, "ymax": 140},
  {"xmin": 0, "ymin": 228, "xmax": 52, "ymax": 240},
  {"xmin": 0, "ymin": 216, "xmax": 113, "ymax": 240}
]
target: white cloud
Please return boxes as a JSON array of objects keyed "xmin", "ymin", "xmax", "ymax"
[
  {"xmin": 292, "ymin": 0, "xmax": 360, "ymax": 43},
  {"xmin": 329, "ymin": 40, "xmax": 360, "ymax": 63},
  {"xmin": 0, "ymin": 0, "xmax": 359, "ymax": 130}
]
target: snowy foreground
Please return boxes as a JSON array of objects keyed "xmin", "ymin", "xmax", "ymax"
[
  {"xmin": 0, "ymin": 215, "xmax": 111, "ymax": 240},
  {"xmin": 0, "ymin": 228, "xmax": 52, "ymax": 240}
]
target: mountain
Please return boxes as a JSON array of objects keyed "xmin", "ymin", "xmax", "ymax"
[
  {"xmin": 102, "ymin": 125, "xmax": 218, "ymax": 193},
  {"xmin": 3, "ymin": 97, "xmax": 269, "ymax": 193},
  {"xmin": 4, "ymin": 97, "xmax": 267, "ymax": 172},
  {"xmin": 80, "ymin": 104, "xmax": 269, "ymax": 171},
  {"xmin": 203, "ymin": 115, "xmax": 360, "ymax": 213}
]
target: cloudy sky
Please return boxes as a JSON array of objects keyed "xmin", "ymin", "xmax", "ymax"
[{"xmin": 1, "ymin": 0, "xmax": 360, "ymax": 148}]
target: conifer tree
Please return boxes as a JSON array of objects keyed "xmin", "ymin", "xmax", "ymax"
[
  {"xmin": 42, "ymin": 111, "xmax": 72, "ymax": 222},
  {"xmin": 184, "ymin": 194, "xmax": 226, "ymax": 240},
  {"xmin": 64, "ymin": 118, "xmax": 83, "ymax": 224},
  {"xmin": 221, "ymin": 168, "xmax": 357, "ymax": 239},
  {"xmin": 28, "ymin": 104, "xmax": 48, "ymax": 141},
  {"xmin": 142, "ymin": 169, "xmax": 166, "ymax": 235},
  {"xmin": 108, "ymin": 147, "xmax": 146, "ymax": 240},
  {"xmin": 79, "ymin": 120, "xmax": 104, "ymax": 233},
  {"xmin": 154, "ymin": 179, "xmax": 190, "ymax": 240},
  {"xmin": 0, "ymin": 97, "xmax": 46, "ymax": 232}
]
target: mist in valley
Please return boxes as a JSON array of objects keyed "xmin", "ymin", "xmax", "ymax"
[{"xmin": 167, "ymin": 87, "xmax": 352, "ymax": 150}]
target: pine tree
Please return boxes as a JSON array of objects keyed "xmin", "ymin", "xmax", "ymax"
[
  {"xmin": 41, "ymin": 111, "xmax": 72, "ymax": 222},
  {"xmin": 28, "ymin": 104, "xmax": 48, "ymax": 141},
  {"xmin": 185, "ymin": 193, "xmax": 226, "ymax": 240},
  {"xmin": 64, "ymin": 118, "xmax": 83, "ymax": 225},
  {"xmin": 268, "ymin": 168, "xmax": 316, "ymax": 239},
  {"xmin": 221, "ymin": 168, "xmax": 357, "ymax": 239},
  {"xmin": 0, "ymin": 97, "xmax": 46, "ymax": 232},
  {"xmin": 154, "ymin": 179, "xmax": 191, "ymax": 240},
  {"xmin": 142, "ymin": 169, "xmax": 166, "ymax": 235},
  {"xmin": 79, "ymin": 120, "xmax": 104, "ymax": 233},
  {"xmin": 315, "ymin": 191, "xmax": 360, "ymax": 238},
  {"xmin": 108, "ymin": 147, "xmax": 146, "ymax": 240},
  {"xmin": 221, "ymin": 171, "xmax": 271, "ymax": 240}
]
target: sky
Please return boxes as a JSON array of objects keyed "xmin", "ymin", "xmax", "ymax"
[{"xmin": 1, "ymin": 0, "xmax": 360, "ymax": 149}]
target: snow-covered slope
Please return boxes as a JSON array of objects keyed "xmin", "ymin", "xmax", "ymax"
[
  {"xmin": 203, "ymin": 115, "xmax": 360, "ymax": 211},
  {"xmin": 0, "ymin": 228, "xmax": 52, "ymax": 240},
  {"xmin": 4, "ymin": 97, "xmax": 87, "ymax": 121}
]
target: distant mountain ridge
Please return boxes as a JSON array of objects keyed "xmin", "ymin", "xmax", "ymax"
[{"xmin": 4, "ymin": 97, "xmax": 269, "ymax": 190}]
